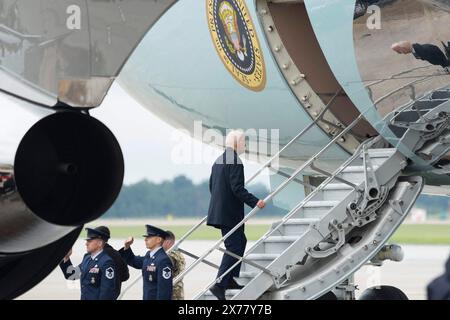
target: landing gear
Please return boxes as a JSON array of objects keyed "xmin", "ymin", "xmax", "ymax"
[{"xmin": 359, "ymin": 286, "xmax": 409, "ymax": 300}]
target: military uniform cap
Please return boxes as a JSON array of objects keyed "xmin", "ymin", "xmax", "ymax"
[
  {"xmin": 85, "ymin": 226, "xmax": 110, "ymax": 241},
  {"xmin": 142, "ymin": 224, "xmax": 169, "ymax": 239}
]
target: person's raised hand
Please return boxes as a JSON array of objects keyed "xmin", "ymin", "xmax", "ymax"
[
  {"xmin": 63, "ymin": 248, "xmax": 72, "ymax": 262},
  {"xmin": 124, "ymin": 236, "xmax": 134, "ymax": 250},
  {"xmin": 257, "ymin": 200, "xmax": 266, "ymax": 209}
]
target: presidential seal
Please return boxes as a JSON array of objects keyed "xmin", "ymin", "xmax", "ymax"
[{"xmin": 207, "ymin": 0, "xmax": 266, "ymax": 91}]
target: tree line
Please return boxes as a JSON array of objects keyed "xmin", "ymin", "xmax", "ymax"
[
  {"xmin": 105, "ymin": 175, "xmax": 286, "ymax": 218},
  {"xmin": 105, "ymin": 175, "xmax": 449, "ymax": 219}
]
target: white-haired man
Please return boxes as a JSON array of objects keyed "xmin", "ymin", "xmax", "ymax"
[{"xmin": 207, "ymin": 130, "xmax": 265, "ymax": 300}]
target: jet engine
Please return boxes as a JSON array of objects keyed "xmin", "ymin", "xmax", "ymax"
[
  {"xmin": 0, "ymin": 0, "xmax": 176, "ymax": 299},
  {"xmin": 0, "ymin": 110, "xmax": 124, "ymax": 299}
]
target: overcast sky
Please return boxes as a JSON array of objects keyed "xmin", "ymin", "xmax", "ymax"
[{"xmin": 2, "ymin": 83, "xmax": 267, "ymax": 186}]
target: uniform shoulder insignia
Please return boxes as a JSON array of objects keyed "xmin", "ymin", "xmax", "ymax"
[
  {"xmin": 106, "ymin": 267, "xmax": 115, "ymax": 279},
  {"xmin": 162, "ymin": 266, "xmax": 171, "ymax": 280}
]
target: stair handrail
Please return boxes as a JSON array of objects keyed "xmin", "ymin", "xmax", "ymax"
[
  {"xmin": 373, "ymin": 75, "xmax": 434, "ymax": 108},
  {"xmin": 170, "ymin": 89, "xmax": 343, "ymax": 253},
  {"xmin": 174, "ymin": 110, "xmax": 370, "ymax": 286},
  {"xmin": 192, "ymin": 135, "xmax": 377, "ymax": 299},
  {"xmin": 118, "ymin": 90, "xmax": 343, "ymax": 299}
]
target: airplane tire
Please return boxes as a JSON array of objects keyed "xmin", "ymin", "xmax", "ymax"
[{"xmin": 359, "ymin": 286, "xmax": 409, "ymax": 300}]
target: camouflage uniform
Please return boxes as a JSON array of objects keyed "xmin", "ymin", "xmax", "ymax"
[{"xmin": 168, "ymin": 250, "xmax": 186, "ymax": 300}]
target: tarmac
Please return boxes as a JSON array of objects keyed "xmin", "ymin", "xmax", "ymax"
[{"xmin": 17, "ymin": 239, "xmax": 450, "ymax": 300}]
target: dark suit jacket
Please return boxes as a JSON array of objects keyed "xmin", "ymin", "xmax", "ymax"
[
  {"xmin": 412, "ymin": 43, "xmax": 450, "ymax": 68},
  {"xmin": 207, "ymin": 147, "xmax": 259, "ymax": 229}
]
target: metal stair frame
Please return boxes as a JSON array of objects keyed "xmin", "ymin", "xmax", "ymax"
[
  {"xmin": 118, "ymin": 89, "xmax": 352, "ymax": 299},
  {"xmin": 226, "ymin": 148, "xmax": 407, "ymax": 300},
  {"xmin": 174, "ymin": 111, "xmax": 370, "ymax": 287},
  {"xmin": 195, "ymin": 138, "xmax": 397, "ymax": 300},
  {"xmin": 386, "ymin": 87, "xmax": 450, "ymax": 166},
  {"xmin": 267, "ymin": 176, "xmax": 424, "ymax": 300}
]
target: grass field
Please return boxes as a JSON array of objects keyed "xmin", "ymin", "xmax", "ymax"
[
  {"xmin": 389, "ymin": 224, "xmax": 450, "ymax": 245},
  {"xmin": 84, "ymin": 223, "xmax": 450, "ymax": 245}
]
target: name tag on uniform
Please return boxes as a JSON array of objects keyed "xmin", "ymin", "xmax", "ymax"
[{"xmin": 89, "ymin": 267, "xmax": 100, "ymax": 274}]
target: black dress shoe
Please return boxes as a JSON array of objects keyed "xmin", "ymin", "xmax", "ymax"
[
  {"xmin": 227, "ymin": 279, "xmax": 244, "ymax": 290},
  {"xmin": 210, "ymin": 284, "xmax": 226, "ymax": 300}
]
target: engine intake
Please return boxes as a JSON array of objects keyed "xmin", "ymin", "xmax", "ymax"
[{"xmin": 14, "ymin": 111, "xmax": 124, "ymax": 226}]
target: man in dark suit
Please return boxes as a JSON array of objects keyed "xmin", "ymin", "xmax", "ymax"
[
  {"xmin": 392, "ymin": 40, "xmax": 450, "ymax": 68},
  {"xmin": 207, "ymin": 130, "xmax": 265, "ymax": 300}
]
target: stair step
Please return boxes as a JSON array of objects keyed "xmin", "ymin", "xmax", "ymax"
[
  {"xmin": 342, "ymin": 166, "xmax": 366, "ymax": 172},
  {"xmin": 264, "ymin": 235, "xmax": 298, "ymax": 242},
  {"xmin": 261, "ymin": 236, "xmax": 298, "ymax": 254},
  {"xmin": 339, "ymin": 166, "xmax": 371, "ymax": 183},
  {"xmin": 243, "ymin": 253, "xmax": 279, "ymax": 273},
  {"xmin": 303, "ymin": 200, "xmax": 339, "ymax": 207},
  {"xmin": 278, "ymin": 218, "xmax": 318, "ymax": 236},
  {"xmin": 202, "ymin": 289, "xmax": 241, "ymax": 300},
  {"xmin": 246, "ymin": 253, "xmax": 279, "ymax": 261},
  {"xmin": 234, "ymin": 271, "xmax": 259, "ymax": 286},
  {"xmin": 393, "ymin": 110, "xmax": 426, "ymax": 123},
  {"xmin": 413, "ymin": 99, "xmax": 446, "ymax": 110},
  {"xmin": 365, "ymin": 148, "xmax": 396, "ymax": 158},
  {"xmin": 431, "ymin": 90, "xmax": 450, "ymax": 100},
  {"xmin": 323, "ymin": 183, "xmax": 354, "ymax": 190},
  {"xmin": 238, "ymin": 271, "xmax": 258, "ymax": 279},
  {"xmin": 292, "ymin": 201, "xmax": 339, "ymax": 219},
  {"xmin": 284, "ymin": 218, "xmax": 320, "ymax": 224},
  {"xmin": 314, "ymin": 183, "xmax": 354, "ymax": 200}
]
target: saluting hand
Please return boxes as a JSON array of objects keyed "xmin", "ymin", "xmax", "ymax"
[
  {"xmin": 63, "ymin": 248, "xmax": 72, "ymax": 262},
  {"xmin": 257, "ymin": 200, "xmax": 266, "ymax": 209},
  {"xmin": 124, "ymin": 236, "xmax": 134, "ymax": 250}
]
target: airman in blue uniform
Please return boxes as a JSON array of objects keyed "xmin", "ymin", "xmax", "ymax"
[
  {"xmin": 120, "ymin": 224, "xmax": 173, "ymax": 300},
  {"xmin": 60, "ymin": 227, "xmax": 116, "ymax": 300}
]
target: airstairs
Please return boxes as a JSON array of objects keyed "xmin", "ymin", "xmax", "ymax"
[
  {"xmin": 120, "ymin": 87, "xmax": 450, "ymax": 300},
  {"xmin": 386, "ymin": 88, "xmax": 450, "ymax": 170},
  {"xmin": 197, "ymin": 147, "xmax": 422, "ymax": 300}
]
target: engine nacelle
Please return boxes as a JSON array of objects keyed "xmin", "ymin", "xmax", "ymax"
[{"xmin": 0, "ymin": 110, "xmax": 124, "ymax": 299}]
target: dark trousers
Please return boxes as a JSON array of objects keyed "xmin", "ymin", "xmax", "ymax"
[{"xmin": 216, "ymin": 225, "xmax": 247, "ymax": 289}]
